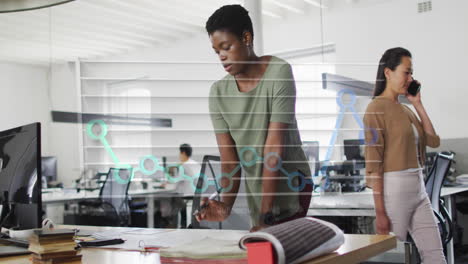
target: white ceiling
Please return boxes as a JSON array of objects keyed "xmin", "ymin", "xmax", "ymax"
[{"xmin": 0, "ymin": 0, "xmax": 330, "ymax": 65}]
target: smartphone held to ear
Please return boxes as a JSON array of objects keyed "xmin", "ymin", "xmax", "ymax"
[{"xmin": 408, "ymin": 80, "xmax": 421, "ymax": 96}]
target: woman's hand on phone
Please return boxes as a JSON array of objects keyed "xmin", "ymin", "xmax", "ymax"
[{"xmin": 406, "ymin": 80, "xmax": 422, "ymax": 105}]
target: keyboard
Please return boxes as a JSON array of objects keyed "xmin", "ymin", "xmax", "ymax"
[{"xmin": 0, "ymin": 237, "xmax": 29, "ymax": 248}]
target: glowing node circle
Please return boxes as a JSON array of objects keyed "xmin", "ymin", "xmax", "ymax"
[
  {"xmin": 287, "ymin": 171, "xmax": 305, "ymax": 192},
  {"xmin": 263, "ymin": 152, "xmax": 282, "ymax": 172},
  {"xmin": 86, "ymin": 119, "xmax": 108, "ymax": 140},
  {"xmin": 239, "ymin": 147, "xmax": 259, "ymax": 167},
  {"xmin": 139, "ymin": 155, "xmax": 160, "ymax": 175}
]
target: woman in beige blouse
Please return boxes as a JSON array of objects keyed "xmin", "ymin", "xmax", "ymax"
[{"xmin": 364, "ymin": 47, "xmax": 445, "ymax": 263}]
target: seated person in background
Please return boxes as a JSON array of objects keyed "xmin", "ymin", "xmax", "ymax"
[
  {"xmin": 175, "ymin": 143, "xmax": 201, "ymax": 195},
  {"xmin": 159, "ymin": 144, "xmax": 201, "ymax": 228}
]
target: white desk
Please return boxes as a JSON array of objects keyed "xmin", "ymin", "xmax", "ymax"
[
  {"xmin": 308, "ymin": 186, "xmax": 468, "ymax": 216},
  {"xmin": 42, "ymin": 186, "xmax": 185, "ymax": 228},
  {"xmin": 309, "ymin": 191, "xmax": 375, "ymax": 216},
  {"xmin": 41, "ymin": 186, "xmax": 179, "ymax": 204}
]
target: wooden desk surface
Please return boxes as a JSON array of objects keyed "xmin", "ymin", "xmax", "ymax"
[
  {"xmin": 304, "ymin": 234, "xmax": 396, "ymax": 264},
  {"xmin": 1, "ymin": 226, "xmax": 396, "ymax": 264}
]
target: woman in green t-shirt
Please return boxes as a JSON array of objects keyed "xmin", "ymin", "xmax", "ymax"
[{"xmin": 195, "ymin": 5, "xmax": 311, "ymax": 231}]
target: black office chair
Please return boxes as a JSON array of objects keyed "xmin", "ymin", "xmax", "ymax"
[
  {"xmin": 78, "ymin": 168, "xmax": 132, "ymax": 227},
  {"xmin": 425, "ymin": 152, "xmax": 455, "ymax": 246},
  {"xmin": 405, "ymin": 152, "xmax": 455, "ymax": 264},
  {"xmin": 128, "ymin": 181, "xmax": 149, "ymax": 227},
  {"xmin": 189, "ymin": 155, "xmax": 251, "ymax": 230},
  {"xmin": 190, "ymin": 155, "xmax": 222, "ymax": 229}
]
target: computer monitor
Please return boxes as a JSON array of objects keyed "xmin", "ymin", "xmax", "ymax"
[
  {"xmin": 41, "ymin": 156, "xmax": 57, "ymax": 183},
  {"xmin": 343, "ymin": 139, "xmax": 364, "ymax": 161},
  {"xmin": 302, "ymin": 141, "xmax": 320, "ymax": 176},
  {"xmin": 0, "ymin": 123, "xmax": 42, "ymax": 230}
]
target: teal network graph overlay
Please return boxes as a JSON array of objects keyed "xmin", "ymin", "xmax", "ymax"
[
  {"xmin": 86, "ymin": 119, "xmax": 191, "ymax": 187},
  {"xmin": 86, "ymin": 89, "xmax": 378, "ymax": 193},
  {"xmin": 86, "ymin": 120, "xmax": 310, "ymax": 193},
  {"xmin": 318, "ymin": 89, "xmax": 378, "ymax": 188}
]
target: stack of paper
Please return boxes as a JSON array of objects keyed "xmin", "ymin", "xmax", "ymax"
[
  {"xmin": 159, "ymin": 218, "xmax": 343, "ymax": 264},
  {"xmin": 159, "ymin": 237, "xmax": 246, "ymax": 259},
  {"xmin": 158, "ymin": 230, "xmax": 248, "ymax": 263}
]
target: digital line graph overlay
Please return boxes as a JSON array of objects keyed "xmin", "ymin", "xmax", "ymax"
[
  {"xmin": 85, "ymin": 89, "xmax": 378, "ymax": 193},
  {"xmin": 318, "ymin": 89, "xmax": 378, "ymax": 188},
  {"xmin": 86, "ymin": 119, "xmax": 311, "ymax": 193}
]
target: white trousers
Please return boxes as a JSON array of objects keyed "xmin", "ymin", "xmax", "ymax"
[{"xmin": 384, "ymin": 170, "xmax": 447, "ymax": 264}]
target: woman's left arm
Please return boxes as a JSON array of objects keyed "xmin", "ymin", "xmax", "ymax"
[
  {"xmin": 407, "ymin": 91, "xmax": 440, "ymax": 147},
  {"xmin": 248, "ymin": 122, "xmax": 288, "ymax": 232},
  {"xmin": 253, "ymin": 62, "xmax": 296, "ymax": 231},
  {"xmin": 260, "ymin": 122, "xmax": 287, "ymax": 215}
]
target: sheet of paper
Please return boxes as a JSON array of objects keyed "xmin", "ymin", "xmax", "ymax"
[
  {"xmin": 159, "ymin": 237, "xmax": 247, "ymax": 259},
  {"xmin": 91, "ymin": 228, "xmax": 135, "ymax": 239},
  {"xmin": 122, "ymin": 229, "xmax": 168, "ymax": 236},
  {"xmin": 142, "ymin": 230, "xmax": 197, "ymax": 248},
  {"xmin": 147, "ymin": 230, "xmax": 247, "ymax": 248},
  {"xmin": 94, "ymin": 229, "xmax": 248, "ymax": 251}
]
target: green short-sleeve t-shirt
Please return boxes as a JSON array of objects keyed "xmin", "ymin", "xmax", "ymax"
[{"xmin": 208, "ymin": 56, "xmax": 311, "ymax": 226}]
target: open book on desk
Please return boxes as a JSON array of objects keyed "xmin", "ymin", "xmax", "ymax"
[
  {"xmin": 159, "ymin": 237, "xmax": 247, "ymax": 260},
  {"xmin": 160, "ymin": 217, "xmax": 344, "ymax": 264}
]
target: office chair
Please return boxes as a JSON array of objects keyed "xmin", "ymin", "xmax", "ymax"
[
  {"xmin": 425, "ymin": 152, "xmax": 455, "ymax": 246},
  {"xmin": 405, "ymin": 152, "xmax": 455, "ymax": 264},
  {"xmin": 128, "ymin": 180, "xmax": 149, "ymax": 227},
  {"xmin": 190, "ymin": 155, "xmax": 222, "ymax": 229},
  {"xmin": 189, "ymin": 155, "xmax": 251, "ymax": 230},
  {"xmin": 78, "ymin": 168, "xmax": 132, "ymax": 227}
]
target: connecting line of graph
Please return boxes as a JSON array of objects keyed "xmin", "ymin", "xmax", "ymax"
[
  {"xmin": 318, "ymin": 89, "xmax": 378, "ymax": 189},
  {"xmin": 86, "ymin": 89, "xmax": 378, "ymax": 193},
  {"xmin": 86, "ymin": 120, "xmax": 311, "ymax": 193}
]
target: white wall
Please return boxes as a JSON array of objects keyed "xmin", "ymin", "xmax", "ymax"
[
  {"xmin": 263, "ymin": 5, "xmax": 324, "ymax": 54},
  {"xmin": 0, "ymin": 62, "xmax": 51, "ymax": 154},
  {"xmin": 47, "ymin": 0, "xmax": 468, "ymax": 185},
  {"xmin": 48, "ymin": 62, "xmax": 82, "ymax": 186},
  {"xmin": 323, "ymin": 0, "xmax": 468, "ymax": 139}
]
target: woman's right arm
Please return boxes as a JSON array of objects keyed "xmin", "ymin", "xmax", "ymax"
[
  {"xmin": 407, "ymin": 91, "xmax": 440, "ymax": 148},
  {"xmin": 372, "ymin": 173, "xmax": 391, "ymax": 234},
  {"xmin": 197, "ymin": 83, "xmax": 241, "ymax": 221},
  {"xmin": 215, "ymin": 133, "xmax": 242, "ymax": 209},
  {"xmin": 196, "ymin": 133, "xmax": 242, "ymax": 222}
]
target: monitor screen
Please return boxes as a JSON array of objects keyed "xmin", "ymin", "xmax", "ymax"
[
  {"xmin": 343, "ymin": 139, "xmax": 365, "ymax": 161},
  {"xmin": 302, "ymin": 141, "xmax": 319, "ymax": 176},
  {"xmin": 0, "ymin": 123, "xmax": 42, "ymax": 229},
  {"xmin": 41, "ymin": 156, "xmax": 57, "ymax": 182}
]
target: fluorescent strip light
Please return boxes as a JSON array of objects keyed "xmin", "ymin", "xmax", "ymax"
[{"xmin": 303, "ymin": 0, "xmax": 328, "ymax": 8}]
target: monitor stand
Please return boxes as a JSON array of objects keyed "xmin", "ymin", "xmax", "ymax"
[
  {"xmin": 0, "ymin": 193, "xmax": 28, "ymax": 247},
  {"xmin": 0, "ymin": 191, "xmax": 11, "ymax": 236}
]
